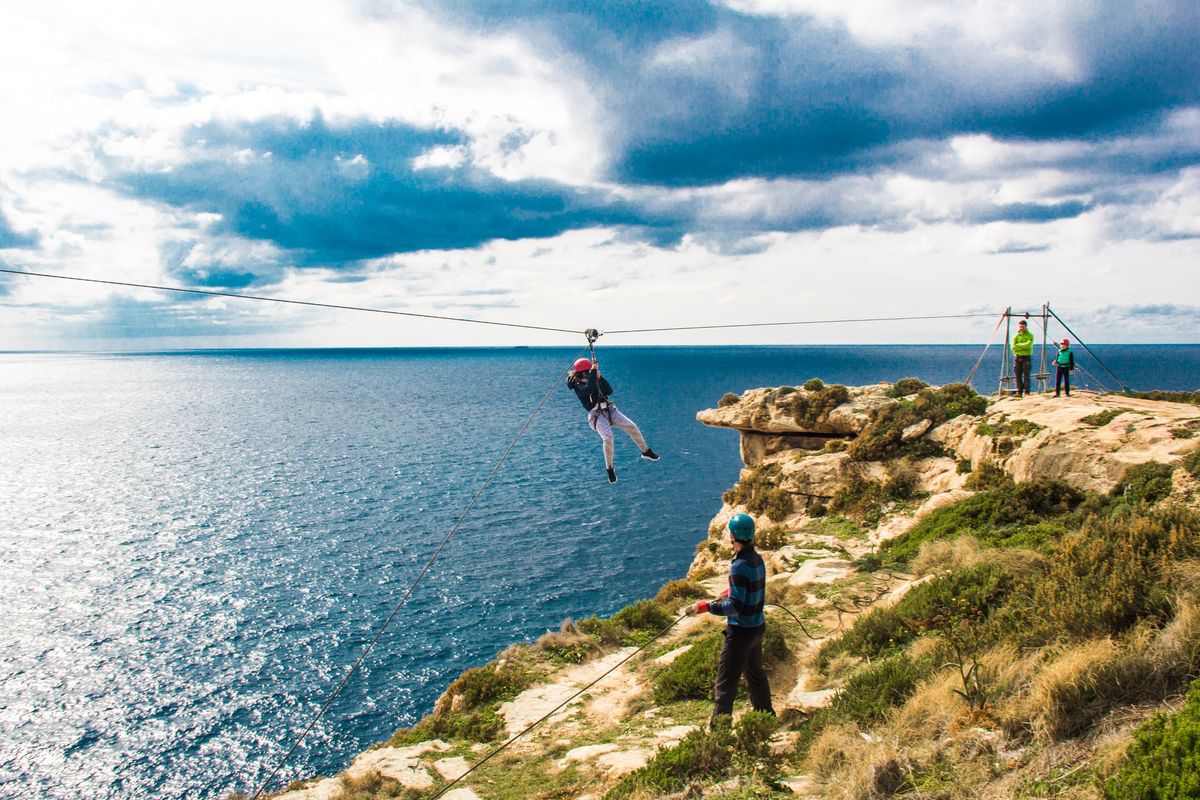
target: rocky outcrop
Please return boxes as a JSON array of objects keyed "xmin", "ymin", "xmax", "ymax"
[
  {"xmin": 932, "ymin": 393, "xmax": 1200, "ymax": 495},
  {"xmin": 697, "ymin": 383, "xmax": 895, "ymax": 436}
]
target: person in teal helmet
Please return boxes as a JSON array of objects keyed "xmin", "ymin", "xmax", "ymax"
[
  {"xmin": 1054, "ymin": 338, "xmax": 1075, "ymax": 397},
  {"xmin": 686, "ymin": 513, "xmax": 773, "ymax": 727},
  {"xmin": 1012, "ymin": 319, "xmax": 1034, "ymax": 396}
]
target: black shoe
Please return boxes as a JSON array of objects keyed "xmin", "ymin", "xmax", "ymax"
[
  {"xmin": 641, "ymin": 448, "xmax": 660, "ymax": 461},
  {"xmin": 607, "ymin": 467, "xmax": 617, "ymax": 484}
]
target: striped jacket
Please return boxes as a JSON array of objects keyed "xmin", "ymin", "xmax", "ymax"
[{"xmin": 707, "ymin": 545, "xmax": 766, "ymax": 628}]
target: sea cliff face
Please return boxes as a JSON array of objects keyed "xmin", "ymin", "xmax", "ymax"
[{"xmin": 265, "ymin": 382, "xmax": 1200, "ymax": 800}]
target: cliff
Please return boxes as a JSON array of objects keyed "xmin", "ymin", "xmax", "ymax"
[{"xmin": 262, "ymin": 381, "xmax": 1200, "ymax": 800}]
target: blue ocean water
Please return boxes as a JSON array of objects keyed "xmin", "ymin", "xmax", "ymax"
[{"xmin": 1, "ymin": 345, "xmax": 1197, "ymax": 800}]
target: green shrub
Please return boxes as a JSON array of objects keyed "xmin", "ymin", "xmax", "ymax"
[
  {"xmin": 977, "ymin": 416, "xmax": 1044, "ymax": 438},
  {"xmin": 1014, "ymin": 505, "xmax": 1200, "ymax": 643},
  {"xmin": 578, "ymin": 599, "xmax": 676, "ymax": 646},
  {"xmin": 653, "ymin": 627, "xmax": 788, "ymax": 704},
  {"xmin": 718, "ymin": 392, "xmax": 740, "ymax": 407},
  {"xmin": 606, "ymin": 728, "xmax": 730, "ymax": 798},
  {"xmin": 885, "ymin": 377, "xmax": 929, "ymax": 398},
  {"xmin": 835, "ymin": 653, "xmax": 925, "ymax": 724},
  {"xmin": 389, "ymin": 704, "xmax": 506, "ymax": 745},
  {"xmin": 442, "ymin": 662, "xmax": 533, "ymax": 712},
  {"xmin": 756, "ymin": 525, "xmax": 789, "ymax": 550},
  {"xmin": 724, "ymin": 463, "xmax": 794, "ymax": 519},
  {"xmin": 797, "ymin": 653, "xmax": 929, "ymax": 758},
  {"xmin": 803, "ymin": 378, "xmax": 825, "ymax": 391},
  {"xmin": 656, "ymin": 579, "xmax": 708, "ymax": 605},
  {"xmin": 1112, "ymin": 461, "xmax": 1176, "ymax": 505},
  {"xmin": 881, "ymin": 480, "xmax": 1084, "ymax": 564},
  {"xmin": 1081, "ymin": 407, "xmax": 1134, "ymax": 426},
  {"xmin": 1105, "ymin": 680, "xmax": 1200, "ymax": 799},
  {"xmin": 817, "ymin": 562, "xmax": 1013, "ymax": 667},
  {"xmin": 884, "ymin": 459, "xmax": 922, "ymax": 501},
  {"xmin": 777, "ymin": 385, "xmax": 796, "ymax": 396},
  {"xmin": 1120, "ymin": 389, "xmax": 1200, "ymax": 406},
  {"xmin": 608, "ymin": 711, "xmax": 785, "ymax": 798},
  {"xmin": 1172, "ymin": 427, "xmax": 1196, "ymax": 439},
  {"xmin": 808, "ymin": 499, "xmax": 829, "ymax": 517},
  {"xmin": 849, "ymin": 383, "xmax": 986, "ymax": 461},
  {"xmin": 829, "ymin": 472, "xmax": 890, "ymax": 526},
  {"xmin": 956, "ymin": 458, "xmax": 973, "ymax": 474},
  {"xmin": 1185, "ymin": 449, "xmax": 1200, "ymax": 478},
  {"xmin": 963, "ymin": 461, "xmax": 1014, "ymax": 491},
  {"xmin": 787, "ymin": 383, "xmax": 850, "ymax": 428},
  {"xmin": 334, "ymin": 771, "xmax": 422, "ymax": 800}
]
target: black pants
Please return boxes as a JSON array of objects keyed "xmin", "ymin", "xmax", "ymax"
[
  {"xmin": 713, "ymin": 624, "xmax": 774, "ymax": 717},
  {"xmin": 1056, "ymin": 366, "xmax": 1071, "ymax": 395},
  {"xmin": 1014, "ymin": 356, "xmax": 1032, "ymax": 395}
]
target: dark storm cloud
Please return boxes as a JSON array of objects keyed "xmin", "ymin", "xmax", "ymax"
[
  {"xmin": 121, "ymin": 116, "xmax": 662, "ymax": 264},
  {"xmin": 422, "ymin": 0, "xmax": 1200, "ymax": 186}
]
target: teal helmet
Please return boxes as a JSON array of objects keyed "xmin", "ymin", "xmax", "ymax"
[{"xmin": 728, "ymin": 513, "xmax": 756, "ymax": 541}]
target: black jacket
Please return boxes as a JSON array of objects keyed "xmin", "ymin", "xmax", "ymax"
[{"xmin": 568, "ymin": 369, "xmax": 613, "ymax": 411}]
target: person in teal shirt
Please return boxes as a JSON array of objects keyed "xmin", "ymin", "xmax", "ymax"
[
  {"xmin": 1012, "ymin": 320, "xmax": 1034, "ymax": 396},
  {"xmin": 1054, "ymin": 338, "xmax": 1075, "ymax": 397}
]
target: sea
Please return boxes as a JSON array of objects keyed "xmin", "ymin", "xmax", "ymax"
[{"xmin": 2, "ymin": 345, "xmax": 1198, "ymax": 800}]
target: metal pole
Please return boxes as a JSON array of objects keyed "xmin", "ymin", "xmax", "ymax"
[
  {"xmin": 1039, "ymin": 301, "xmax": 1049, "ymax": 394},
  {"xmin": 999, "ymin": 306, "xmax": 1012, "ymax": 396},
  {"xmin": 1046, "ymin": 304, "xmax": 1130, "ymax": 392}
]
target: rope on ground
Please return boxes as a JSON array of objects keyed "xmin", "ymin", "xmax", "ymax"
[
  {"xmin": 0, "ymin": 268, "xmax": 579, "ymax": 335},
  {"xmin": 602, "ymin": 313, "xmax": 997, "ymax": 335},
  {"xmin": 767, "ymin": 570, "xmax": 897, "ymax": 642},
  {"xmin": 426, "ymin": 614, "xmax": 688, "ymax": 799},
  {"xmin": 249, "ymin": 351, "xmax": 586, "ymax": 800}
]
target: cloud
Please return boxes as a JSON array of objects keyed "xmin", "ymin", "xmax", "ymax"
[
  {"xmin": 118, "ymin": 115, "xmax": 658, "ymax": 262},
  {"xmin": 421, "ymin": 1, "xmax": 1200, "ymax": 186},
  {"xmin": 0, "ymin": 208, "xmax": 38, "ymax": 248}
]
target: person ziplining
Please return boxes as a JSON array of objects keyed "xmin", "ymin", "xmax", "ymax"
[{"xmin": 566, "ymin": 329, "xmax": 659, "ymax": 483}]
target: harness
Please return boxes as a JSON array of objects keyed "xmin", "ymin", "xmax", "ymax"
[{"xmin": 585, "ymin": 328, "xmax": 614, "ymax": 425}]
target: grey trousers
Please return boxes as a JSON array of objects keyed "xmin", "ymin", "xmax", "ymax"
[{"xmin": 588, "ymin": 405, "xmax": 648, "ymax": 468}]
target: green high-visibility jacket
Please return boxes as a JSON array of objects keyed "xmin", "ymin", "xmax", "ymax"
[{"xmin": 1012, "ymin": 330, "xmax": 1034, "ymax": 357}]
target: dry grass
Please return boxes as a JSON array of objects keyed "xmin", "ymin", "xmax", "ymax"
[
  {"xmin": 911, "ymin": 536, "xmax": 986, "ymax": 575},
  {"xmin": 1027, "ymin": 639, "xmax": 1157, "ymax": 740},
  {"xmin": 888, "ymin": 670, "xmax": 960, "ymax": 742},
  {"xmin": 805, "ymin": 720, "xmax": 868, "ymax": 778}
]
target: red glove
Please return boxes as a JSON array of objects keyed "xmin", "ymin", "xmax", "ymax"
[
  {"xmin": 696, "ymin": 601, "xmax": 709, "ymax": 614},
  {"xmin": 719, "ymin": 589, "xmax": 729, "ymax": 599}
]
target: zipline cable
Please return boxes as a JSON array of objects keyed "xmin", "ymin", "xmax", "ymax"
[
  {"xmin": 249, "ymin": 351, "xmax": 586, "ymax": 800},
  {"xmin": 427, "ymin": 613, "xmax": 688, "ymax": 799},
  {"xmin": 0, "ymin": 268, "xmax": 579, "ymax": 335},
  {"xmin": 603, "ymin": 313, "xmax": 997, "ymax": 336}
]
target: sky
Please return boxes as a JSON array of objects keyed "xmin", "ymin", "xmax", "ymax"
[{"xmin": 0, "ymin": 0, "xmax": 1198, "ymax": 349}]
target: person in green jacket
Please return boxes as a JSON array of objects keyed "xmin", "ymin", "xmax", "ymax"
[
  {"xmin": 1054, "ymin": 338, "xmax": 1075, "ymax": 397},
  {"xmin": 1012, "ymin": 320, "xmax": 1034, "ymax": 396}
]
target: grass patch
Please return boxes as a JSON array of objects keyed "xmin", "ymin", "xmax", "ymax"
[
  {"xmin": 1185, "ymin": 449, "xmax": 1200, "ymax": 478},
  {"xmin": 1105, "ymin": 679, "xmax": 1200, "ymax": 799},
  {"xmin": 755, "ymin": 526, "xmax": 789, "ymax": 550},
  {"xmin": 800, "ymin": 515, "xmax": 865, "ymax": 540},
  {"xmin": 880, "ymin": 480, "xmax": 1084, "ymax": 564},
  {"xmin": 719, "ymin": 392, "xmax": 741, "ymax": 408},
  {"xmin": 1112, "ymin": 461, "xmax": 1175, "ymax": 505},
  {"xmin": 963, "ymin": 461, "xmax": 1015, "ymax": 491},
  {"xmin": 1081, "ymin": 407, "xmax": 1134, "ymax": 426}
]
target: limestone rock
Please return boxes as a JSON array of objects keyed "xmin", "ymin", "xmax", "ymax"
[
  {"xmin": 901, "ymin": 418, "xmax": 932, "ymax": 441},
  {"xmin": 697, "ymin": 383, "xmax": 894, "ymax": 436}
]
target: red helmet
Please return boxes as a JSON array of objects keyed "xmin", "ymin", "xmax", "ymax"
[{"xmin": 573, "ymin": 358, "xmax": 592, "ymax": 372}]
